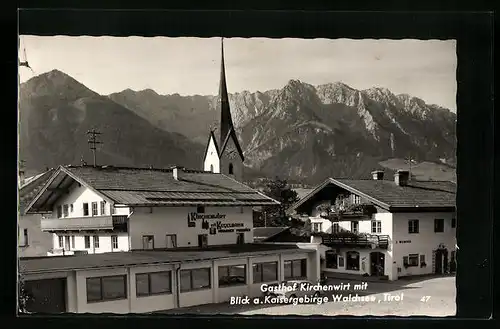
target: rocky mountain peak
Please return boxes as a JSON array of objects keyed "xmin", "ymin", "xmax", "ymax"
[{"xmin": 20, "ymin": 69, "xmax": 98, "ymax": 100}]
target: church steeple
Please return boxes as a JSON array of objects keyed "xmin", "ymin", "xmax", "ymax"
[{"xmin": 218, "ymin": 37, "xmax": 235, "ymax": 147}]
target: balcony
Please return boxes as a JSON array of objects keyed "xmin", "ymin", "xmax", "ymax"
[
  {"xmin": 41, "ymin": 216, "xmax": 115, "ymax": 231},
  {"xmin": 315, "ymin": 232, "xmax": 389, "ymax": 250}
]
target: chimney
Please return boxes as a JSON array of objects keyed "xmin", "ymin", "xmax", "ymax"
[
  {"xmin": 394, "ymin": 170, "xmax": 410, "ymax": 186},
  {"xmin": 371, "ymin": 170, "xmax": 384, "ymax": 180},
  {"xmin": 171, "ymin": 166, "xmax": 184, "ymax": 181}
]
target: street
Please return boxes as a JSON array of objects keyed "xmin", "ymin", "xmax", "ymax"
[{"xmin": 157, "ymin": 274, "xmax": 456, "ymax": 316}]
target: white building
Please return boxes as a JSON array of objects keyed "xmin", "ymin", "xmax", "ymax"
[
  {"xmin": 287, "ymin": 170, "xmax": 457, "ymax": 281},
  {"xmin": 20, "ymin": 165, "xmax": 321, "ymax": 313},
  {"xmin": 18, "ymin": 169, "xmax": 55, "ymax": 258}
]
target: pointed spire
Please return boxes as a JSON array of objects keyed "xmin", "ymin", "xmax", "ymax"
[{"xmin": 218, "ymin": 37, "xmax": 234, "ymax": 146}]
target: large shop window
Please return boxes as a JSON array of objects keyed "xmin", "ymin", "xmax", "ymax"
[
  {"xmin": 218, "ymin": 265, "xmax": 246, "ymax": 287},
  {"xmin": 346, "ymin": 251, "xmax": 360, "ymax": 271},
  {"xmin": 325, "ymin": 251, "xmax": 338, "ymax": 269},
  {"xmin": 86, "ymin": 275, "xmax": 127, "ymax": 303},
  {"xmin": 136, "ymin": 271, "xmax": 172, "ymax": 297},
  {"xmin": 284, "ymin": 259, "xmax": 307, "ymax": 280},
  {"xmin": 253, "ymin": 262, "xmax": 278, "ymax": 283},
  {"xmin": 180, "ymin": 268, "xmax": 211, "ymax": 292}
]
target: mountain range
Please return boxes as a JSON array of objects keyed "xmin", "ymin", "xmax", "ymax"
[{"xmin": 19, "ymin": 69, "xmax": 457, "ymax": 184}]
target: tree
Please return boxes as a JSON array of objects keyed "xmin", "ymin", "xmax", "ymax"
[{"xmin": 261, "ymin": 177, "xmax": 299, "ymax": 227}]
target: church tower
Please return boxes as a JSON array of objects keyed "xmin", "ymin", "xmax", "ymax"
[{"xmin": 203, "ymin": 38, "xmax": 245, "ymax": 181}]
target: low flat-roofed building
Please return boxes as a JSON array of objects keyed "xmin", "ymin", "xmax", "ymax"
[{"xmin": 19, "ymin": 243, "xmax": 320, "ymax": 314}]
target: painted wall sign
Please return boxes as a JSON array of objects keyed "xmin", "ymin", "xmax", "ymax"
[{"xmin": 187, "ymin": 212, "xmax": 227, "ymax": 227}]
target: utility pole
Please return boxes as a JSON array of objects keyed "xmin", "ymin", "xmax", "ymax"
[
  {"xmin": 87, "ymin": 129, "xmax": 102, "ymax": 167},
  {"xmin": 405, "ymin": 155, "xmax": 414, "ymax": 181}
]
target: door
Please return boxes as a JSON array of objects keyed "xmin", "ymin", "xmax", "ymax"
[
  {"xmin": 198, "ymin": 234, "xmax": 208, "ymax": 248},
  {"xmin": 370, "ymin": 252, "xmax": 385, "ymax": 276},
  {"xmin": 23, "ymin": 278, "xmax": 67, "ymax": 313},
  {"xmin": 166, "ymin": 234, "xmax": 177, "ymax": 248},
  {"xmin": 435, "ymin": 249, "xmax": 448, "ymax": 274}
]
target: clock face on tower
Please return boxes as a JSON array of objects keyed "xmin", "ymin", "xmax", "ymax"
[{"xmin": 226, "ymin": 144, "xmax": 237, "ymax": 159}]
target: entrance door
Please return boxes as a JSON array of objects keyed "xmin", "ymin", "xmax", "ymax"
[
  {"xmin": 435, "ymin": 249, "xmax": 448, "ymax": 274},
  {"xmin": 23, "ymin": 278, "xmax": 67, "ymax": 313},
  {"xmin": 370, "ymin": 252, "xmax": 385, "ymax": 276}
]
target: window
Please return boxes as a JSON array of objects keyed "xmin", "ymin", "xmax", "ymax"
[
  {"xmin": 111, "ymin": 235, "xmax": 118, "ymax": 249},
  {"xmin": 228, "ymin": 163, "xmax": 234, "ymax": 175},
  {"xmin": 180, "ymin": 268, "xmax": 211, "ymax": 292},
  {"xmin": 91, "ymin": 202, "xmax": 98, "ymax": 216},
  {"xmin": 84, "ymin": 236, "xmax": 91, "ymax": 249},
  {"xmin": 58, "ymin": 236, "xmax": 64, "ymax": 248},
  {"xmin": 136, "ymin": 271, "xmax": 172, "ymax": 297},
  {"xmin": 65, "ymin": 236, "xmax": 71, "ymax": 250},
  {"xmin": 56, "ymin": 206, "xmax": 62, "ymax": 218},
  {"xmin": 451, "ymin": 217, "xmax": 456, "ymax": 228},
  {"xmin": 70, "ymin": 204, "xmax": 74, "ymax": 213},
  {"xmin": 420, "ymin": 254, "xmax": 426, "ymax": 266},
  {"xmin": 346, "ymin": 251, "xmax": 360, "ymax": 271},
  {"xmin": 325, "ymin": 251, "xmax": 338, "ymax": 269},
  {"xmin": 351, "ymin": 221, "xmax": 359, "ymax": 233},
  {"xmin": 408, "ymin": 219, "xmax": 419, "ymax": 234},
  {"xmin": 236, "ymin": 233, "xmax": 245, "ymax": 244},
  {"xmin": 253, "ymin": 262, "xmax": 278, "ymax": 283},
  {"xmin": 83, "ymin": 203, "xmax": 89, "ymax": 216},
  {"xmin": 21, "ymin": 229, "xmax": 28, "ymax": 246},
  {"xmin": 284, "ymin": 259, "xmax": 307, "ymax": 280},
  {"xmin": 338, "ymin": 256, "xmax": 345, "ymax": 268},
  {"xmin": 218, "ymin": 265, "xmax": 246, "ymax": 287},
  {"xmin": 63, "ymin": 205, "xmax": 69, "ymax": 217},
  {"xmin": 93, "ymin": 235, "xmax": 99, "ymax": 248},
  {"xmin": 198, "ymin": 234, "xmax": 208, "ymax": 248},
  {"xmin": 86, "ymin": 275, "xmax": 127, "ymax": 302},
  {"xmin": 351, "ymin": 194, "xmax": 361, "ymax": 204},
  {"xmin": 403, "ymin": 254, "xmax": 419, "ymax": 267},
  {"xmin": 100, "ymin": 201, "xmax": 106, "ymax": 215},
  {"xmin": 312, "ymin": 222, "xmax": 322, "ymax": 233},
  {"xmin": 142, "ymin": 235, "xmax": 154, "ymax": 250},
  {"xmin": 197, "ymin": 205, "xmax": 205, "ymax": 213},
  {"xmin": 71, "ymin": 235, "xmax": 76, "ymax": 248},
  {"xmin": 434, "ymin": 218, "xmax": 444, "ymax": 232},
  {"xmin": 332, "ymin": 223, "xmax": 340, "ymax": 233},
  {"xmin": 371, "ymin": 220, "xmax": 382, "ymax": 233},
  {"xmin": 166, "ymin": 234, "xmax": 177, "ymax": 248}
]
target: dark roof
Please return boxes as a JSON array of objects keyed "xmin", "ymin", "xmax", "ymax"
[
  {"xmin": 26, "ymin": 165, "xmax": 279, "ymax": 213},
  {"xmin": 19, "ymin": 243, "xmax": 312, "ymax": 274},
  {"xmin": 253, "ymin": 227, "xmax": 291, "ymax": 241},
  {"xmin": 289, "ymin": 178, "xmax": 456, "ymax": 213},
  {"xmin": 19, "ymin": 169, "xmax": 56, "ymax": 214}
]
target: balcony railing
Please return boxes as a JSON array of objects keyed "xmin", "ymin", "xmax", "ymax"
[
  {"xmin": 320, "ymin": 233, "xmax": 389, "ymax": 249},
  {"xmin": 41, "ymin": 216, "xmax": 114, "ymax": 231}
]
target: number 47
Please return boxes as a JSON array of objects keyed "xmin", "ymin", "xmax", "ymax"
[{"xmin": 420, "ymin": 296, "xmax": 431, "ymax": 302}]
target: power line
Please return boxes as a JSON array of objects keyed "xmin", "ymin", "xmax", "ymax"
[{"xmin": 87, "ymin": 129, "xmax": 102, "ymax": 167}]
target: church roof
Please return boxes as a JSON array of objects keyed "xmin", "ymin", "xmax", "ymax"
[{"xmin": 217, "ymin": 38, "xmax": 244, "ymax": 162}]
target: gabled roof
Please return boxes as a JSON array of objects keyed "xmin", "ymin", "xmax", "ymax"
[
  {"xmin": 220, "ymin": 127, "xmax": 245, "ymax": 161},
  {"xmin": 25, "ymin": 165, "xmax": 280, "ymax": 213},
  {"xmin": 253, "ymin": 227, "xmax": 291, "ymax": 242},
  {"xmin": 203, "ymin": 130, "xmax": 220, "ymax": 160},
  {"xmin": 19, "ymin": 168, "xmax": 56, "ymax": 215},
  {"xmin": 288, "ymin": 177, "xmax": 456, "ymax": 214}
]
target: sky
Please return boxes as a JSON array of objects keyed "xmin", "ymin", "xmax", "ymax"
[{"xmin": 18, "ymin": 36, "xmax": 457, "ymax": 111}]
